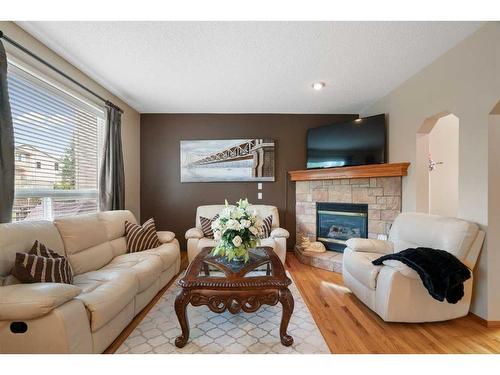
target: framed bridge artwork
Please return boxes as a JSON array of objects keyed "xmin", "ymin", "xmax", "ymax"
[{"xmin": 180, "ymin": 139, "xmax": 275, "ymax": 182}]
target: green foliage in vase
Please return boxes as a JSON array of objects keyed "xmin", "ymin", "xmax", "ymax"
[{"xmin": 210, "ymin": 198, "xmax": 265, "ymax": 263}]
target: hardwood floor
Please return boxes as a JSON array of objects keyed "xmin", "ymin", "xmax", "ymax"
[
  {"xmin": 286, "ymin": 254, "xmax": 500, "ymax": 354},
  {"xmin": 106, "ymin": 251, "xmax": 500, "ymax": 354}
]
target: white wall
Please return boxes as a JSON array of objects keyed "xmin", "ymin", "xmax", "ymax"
[
  {"xmin": 362, "ymin": 22, "xmax": 500, "ymax": 320},
  {"xmin": 0, "ymin": 21, "xmax": 141, "ymax": 219},
  {"xmin": 428, "ymin": 114, "xmax": 459, "ymax": 217}
]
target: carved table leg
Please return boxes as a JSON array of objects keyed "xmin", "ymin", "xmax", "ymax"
[
  {"xmin": 278, "ymin": 288, "xmax": 294, "ymax": 346},
  {"xmin": 174, "ymin": 289, "xmax": 191, "ymax": 348}
]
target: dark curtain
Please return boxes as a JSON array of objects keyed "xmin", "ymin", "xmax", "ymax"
[
  {"xmin": 0, "ymin": 41, "xmax": 14, "ymax": 223},
  {"xmin": 99, "ymin": 105, "xmax": 125, "ymax": 211}
]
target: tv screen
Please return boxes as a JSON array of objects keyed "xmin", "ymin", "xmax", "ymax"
[{"xmin": 306, "ymin": 114, "xmax": 386, "ymax": 169}]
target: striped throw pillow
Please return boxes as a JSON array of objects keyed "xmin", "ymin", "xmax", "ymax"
[
  {"xmin": 199, "ymin": 214, "xmax": 219, "ymax": 238},
  {"xmin": 125, "ymin": 218, "xmax": 161, "ymax": 253},
  {"xmin": 12, "ymin": 241, "xmax": 73, "ymax": 284},
  {"xmin": 259, "ymin": 215, "xmax": 273, "ymax": 239}
]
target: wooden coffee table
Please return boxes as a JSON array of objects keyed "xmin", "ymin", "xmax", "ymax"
[{"xmin": 174, "ymin": 246, "xmax": 294, "ymax": 348}]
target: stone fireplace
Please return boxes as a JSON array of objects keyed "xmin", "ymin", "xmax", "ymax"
[{"xmin": 289, "ymin": 163, "xmax": 409, "ymax": 272}]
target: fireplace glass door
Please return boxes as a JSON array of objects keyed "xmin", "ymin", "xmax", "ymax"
[{"xmin": 316, "ymin": 202, "xmax": 368, "ymax": 252}]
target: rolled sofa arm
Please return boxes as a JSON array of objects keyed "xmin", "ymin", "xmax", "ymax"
[
  {"xmin": 185, "ymin": 227, "xmax": 204, "ymax": 240},
  {"xmin": 157, "ymin": 230, "xmax": 175, "ymax": 243},
  {"xmin": 345, "ymin": 238, "xmax": 393, "ymax": 254},
  {"xmin": 270, "ymin": 228, "xmax": 290, "ymax": 239},
  {"xmin": 0, "ymin": 283, "xmax": 81, "ymax": 320}
]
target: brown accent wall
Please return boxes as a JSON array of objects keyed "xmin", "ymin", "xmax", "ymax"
[{"xmin": 140, "ymin": 114, "xmax": 358, "ymax": 249}]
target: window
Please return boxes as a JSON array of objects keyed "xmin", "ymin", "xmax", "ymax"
[{"xmin": 8, "ymin": 61, "xmax": 105, "ymax": 221}]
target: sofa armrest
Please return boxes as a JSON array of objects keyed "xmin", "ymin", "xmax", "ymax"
[
  {"xmin": 382, "ymin": 260, "xmax": 420, "ymax": 280},
  {"xmin": 270, "ymin": 228, "xmax": 290, "ymax": 239},
  {"xmin": 345, "ymin": 238, "xmax": 393, "ymax": 254},
  {"xmin": 0, "ymin": 283, "xmax": 81, "ymax": 320},
  {"xmin": 185, "ymin": 227, "xmax": 204, "ymax": 240},
  {"xmin": 157, "ymin": 230, "xmax": 175, "ymax": 243}
]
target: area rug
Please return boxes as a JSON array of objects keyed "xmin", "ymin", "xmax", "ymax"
[{"xmin": 117, "ymin": 274, "xmax": 330, "ymax": 354}]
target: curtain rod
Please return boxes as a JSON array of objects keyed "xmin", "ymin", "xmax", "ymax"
[{"xmin": 0, "ymin": 30, "xmax": 123, "ymax": 114}]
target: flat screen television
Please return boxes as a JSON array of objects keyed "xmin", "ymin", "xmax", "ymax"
[{"xmin": 306, "ymin": 114, "xmax": 386, "ymax": 169}]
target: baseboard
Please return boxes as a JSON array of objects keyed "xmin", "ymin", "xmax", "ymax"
[{"xmin": 469, "ymin": 312, "xmax": 500, "ymax": 327}]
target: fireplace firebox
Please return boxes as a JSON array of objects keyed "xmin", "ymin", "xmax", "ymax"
[{"xmin": 316, "ymin": 202, "xmax": 368, "ymax": 252}]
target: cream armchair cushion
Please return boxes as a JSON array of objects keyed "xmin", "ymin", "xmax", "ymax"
[
  {"xmin": 0, "ymin": 283, "xmax": 81, "ymax": 320},
  {"xmin": 343, "ymin": 212, "xmax": 485, "ymax": 323}
]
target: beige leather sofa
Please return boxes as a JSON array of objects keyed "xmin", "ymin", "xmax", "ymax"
[
  {"xmin": 343, "ymin": 212, "xmax": 485, "ymax": 323},
  {"xmin": 185, "ymin": 204, "xmax": 289, "ymax": 264},
  {"xmin": 0, "ymin": 210, "xmax": 180, "ymax": 354}
]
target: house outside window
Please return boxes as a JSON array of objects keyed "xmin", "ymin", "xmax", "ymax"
[{"xmin": 8, "ymin": 60, "xmax": 105, "ymax": 221}]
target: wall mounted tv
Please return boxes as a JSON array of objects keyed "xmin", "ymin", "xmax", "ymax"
[{"xmin": 306, "ymin": 114, "xmax": 387, "ymax": 169}]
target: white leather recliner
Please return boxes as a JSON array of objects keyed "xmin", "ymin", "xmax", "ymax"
[
  {"xmin": 342, "ymin": 212, "xmax": 485, "ymax": 323},
  {"xmin": 185, "ymin": 204, "xmax": 289, "ymax": 264}
]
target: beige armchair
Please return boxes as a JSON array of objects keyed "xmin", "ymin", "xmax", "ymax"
[
  {"xmin": 185, "ymin": 204, "xmax": 289, "ymax": 264},
  {"xmin": 342, "ymin": 212, "xmax": 485, "ymax": 323}
]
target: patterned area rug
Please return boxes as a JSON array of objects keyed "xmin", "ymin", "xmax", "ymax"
[{"xmin": 117, "ymin": 274, "xmax": 330, "ymax": 354}]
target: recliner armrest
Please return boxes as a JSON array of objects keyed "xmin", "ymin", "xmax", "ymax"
[
  {"xmin": 157, "ymin": 230, "xmax": 175, "ymax": 243},
  {"xmin": 381, "ymin": 260, "xmax": 420, "ymax": 280},
  {"xmin": 270, "ymin": 228, "xmax": 290, "ymax": 239},
  {"xmin": 185, "ymin": 227, "xmax": 204, "ymax": 240},
  {"xmin": 0, "ymin": 283, "xmax": 81, "ymax": 320},
  {"xmin": 345, "ymin": 238, "xmax": 393, "ymax": 254}
]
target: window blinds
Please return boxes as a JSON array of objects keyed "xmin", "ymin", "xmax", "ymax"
[{"xmin": 8, "ymin": 62, "xmax": 105, "ymax": 221}]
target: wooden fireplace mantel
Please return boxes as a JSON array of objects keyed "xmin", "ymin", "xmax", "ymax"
[{"xmin": 288, "ymin": 162, "xmax": 410, "ymax": 181}]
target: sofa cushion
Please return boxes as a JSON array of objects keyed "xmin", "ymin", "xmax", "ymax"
[
  {"xmin": 12, "ymin": 241, "xmax": 73, "ymax": 284},
  {"xmin": 73, "ymin": 270, "xmax": 137, "ymax": 332},
  {"xmin": 0, "ymin": 220, "xmax": 64, "ymax": 277},
  {"xmin": 54, "ymin": 214, "xmax": 114, "ymax": 275},
  {"xmin": 125, "ymin": 218, "xmax": 161, "ymax": 253},
  {"xmin": 142, "ymin": 242, "xmax": 181, "ymax": 271},
  {"xmin": 343, "ymin": 248, "xmax": 382, "ymax": 290},
  {"xmin": 0, "ymin": 282, "xmax": 81, "ymax": 320},
  {"xmin": 102, "ymin": 252, "xmax": 163, "ymax": 292},
  {"xmin": 98, "ymin": 210, "xmax": 137, "ymax": 241}
]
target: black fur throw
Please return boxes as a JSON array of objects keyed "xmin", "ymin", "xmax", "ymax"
[{"xmin": 372, "ymin": 247, "xmax": 471, "ymax": 304}]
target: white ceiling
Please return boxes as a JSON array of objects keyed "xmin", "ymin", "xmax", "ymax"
[{"xmin": 17, "ymin": 21, "xmax": 483, "ymax": 114}]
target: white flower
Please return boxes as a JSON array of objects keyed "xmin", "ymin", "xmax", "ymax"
[
  {"xmin": 213, "ymin": 231, "xmax": 221, "ymax": 241},
  {"xmin": 220, "ymin": 207, "xmax": 232, "ymax": 219},
  {"xmin": 226, "ymin": 219, "xmax": 240, "ymax": 231},
  {"xmin": 249, "ymin": 226, "xmax": 259, "ymax": 236},
  {"xmin": 232, "ymin": 235, "xmax": 242, "ymax": 247},
  {"xmin": 240, "ymin": 219, "xmax": 251, "ymax": 228},
  {"xmin": 211, "ymin": 218, "xmax": 221, "ymax": 231}
]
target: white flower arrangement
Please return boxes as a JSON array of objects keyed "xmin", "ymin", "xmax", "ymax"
[{"xmin": 210, "ymin": 198, "xmax": 263, "ymax": 263}]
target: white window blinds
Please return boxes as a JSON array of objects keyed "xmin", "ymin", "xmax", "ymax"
[{"xmin": 8, "ymin": 62, "xmax": 105, "ymax": 221}]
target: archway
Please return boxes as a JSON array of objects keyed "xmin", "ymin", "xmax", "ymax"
[{"xmin": 416, "ymin": 112, "xmax": 459, "ymax": 216}]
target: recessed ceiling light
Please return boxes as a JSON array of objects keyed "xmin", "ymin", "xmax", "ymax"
[{"xmin": 312, "ymin": 82, "xmax": 326, "ymax": 91}]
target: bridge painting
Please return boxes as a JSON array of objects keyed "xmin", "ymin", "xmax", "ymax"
[{"xmin": 180, "ymin": 139, "xmax": 275, "ymax": 182}]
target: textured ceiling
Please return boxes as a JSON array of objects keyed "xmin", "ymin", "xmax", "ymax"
[{"xmin": 17, "ymin": 21, "xmax": 483, "ymax": 113}]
